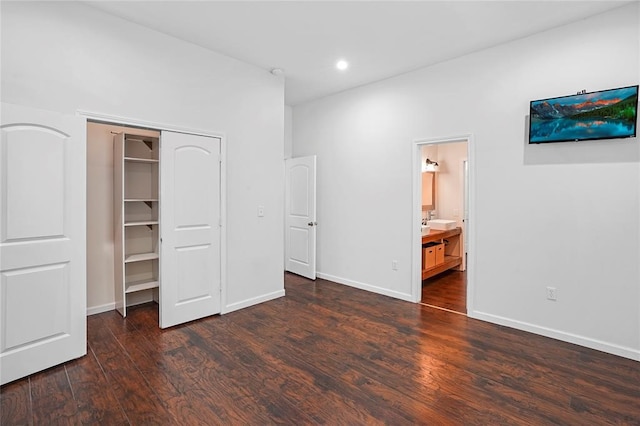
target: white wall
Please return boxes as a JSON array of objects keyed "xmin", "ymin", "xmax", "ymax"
[
  {"xmin": 285, "ymin": 105, "xmax": 294, "ymax": 159},
  {"xmin": 293, "ymin": 4, "xmax": 639, "ymax": 359},
  {"xmin": 434, "ymin": 142, "xmax": 467, "ymax": 227},
  {"xmin": 1, "ymin": 1, "xmax": 285, "ymax": 313}
]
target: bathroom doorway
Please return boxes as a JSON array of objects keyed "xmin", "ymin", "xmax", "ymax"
[{"xmin": 412, "ymin": 135, "xmax": 473, "ymax": 315}]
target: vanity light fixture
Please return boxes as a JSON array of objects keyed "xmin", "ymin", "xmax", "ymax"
[
  {"xmin": 424, "ymin": 158, "xmax": 439, "ymax": 172},
  {"xmin": 336, "ymin": 60, "xmax": 349, "ymax": 71}
]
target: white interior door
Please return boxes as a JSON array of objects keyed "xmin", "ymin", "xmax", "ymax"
[
  {"xmin": 285, "ymin": 156, "xmax": 317, "ymax": 280},
  {"xmin": 160, "ymin": 131, "xmax": 221, "ymax": 328},
  {"xmin": 0, "ymin": 103, "xmax": 86, "ymax": 385}
]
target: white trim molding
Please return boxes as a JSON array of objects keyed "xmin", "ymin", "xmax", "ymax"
[
  {"xmin": 87, "ymin": 302, "xmax": 116, "ymax": 316},
  {"xmin": 317, "ymin": 272, "xmax": 414, "ymax": 302},
  {"xmin": 469, "ymin": 310, "xmax": 640, "ymax": 362},
  {"xmin": 76, "ymin": 110, "xmax": 225, "ymax": 140},
  {"xmin": 223, "ymin": 290, "xmax": 286, "ymax": 314}
]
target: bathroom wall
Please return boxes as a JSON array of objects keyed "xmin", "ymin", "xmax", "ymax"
[
  {"xmin": 435, "ymin": 142, "xmax": 467, "ymax": 228},
  {"xmin": 420, "ymin": 142, "xmax": 467, "ymax": 225}
]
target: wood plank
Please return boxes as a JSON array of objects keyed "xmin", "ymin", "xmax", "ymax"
[
  {"xmin": 0, "ymin": 378, "xmax": 31, "ymax": 425},
  {"xmin": 29, "ymin": 365, "xmax": 78, "ymax": 424},
  {"xmin": 65, "ymin": 349, "xmax": 129, "ymax": 425},
  {"xmin": 422, "ymin": 269, "xmax": 467, "ymax": 313},
  {"xmin": 256, "ymin": 294, "xmax": 516, "ymax": 423},
  {"xmin": 185, "ymin": 321, "xmax": 319, "ymax": 424},
  {"xmin": 87, "ymin": 313, "xmax": 178, "ymax": 425},
  {"xmin": 188, "ymin": 316, "xmax": 389, "ymax": 424}
]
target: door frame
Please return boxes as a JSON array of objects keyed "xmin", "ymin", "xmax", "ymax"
[
  {"xmin": 411, "ymin": 134, "xmax": 475, "ymax": 314},
  {"xmin": 78, "ymin": 110, "xmax": 228, "ymax": 314}
]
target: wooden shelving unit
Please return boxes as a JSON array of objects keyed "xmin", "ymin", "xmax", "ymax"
[
  {"xmin": 114, "ymin": 133, "xmax": 160, "ymax": 317},
  {"xmin": 421, "ymin": 227, "xmax": 462, "ymax": 280}
]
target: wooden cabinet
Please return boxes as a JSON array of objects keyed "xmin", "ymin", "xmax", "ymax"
[
  {"xmin": 114, "ymin": 133, "xmax": 160, "ymax": 317},
  {"xmin": 421, "ymin": 227, "xmax": 462, "ymax": 280}
]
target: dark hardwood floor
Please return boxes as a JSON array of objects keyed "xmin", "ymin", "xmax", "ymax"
[
  {"xmin": 422, "ymin": 270, "xmax": 467, "ymax": 314},
  {"xmin": 2, "ymin": 273, "xmax": 639, "ymax": 425}
]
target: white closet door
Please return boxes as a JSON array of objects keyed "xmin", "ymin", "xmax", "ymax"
[
  {"xmin": 0, "ymin": 103, "xmax": 86, "ymax": 385},
  {"xmin": 285, "ymin": 156, "xmax": 317, "ymax": 280},
  {"xmin": 160, "ymin": 131, "xmax": 221, "ymax": 328}
]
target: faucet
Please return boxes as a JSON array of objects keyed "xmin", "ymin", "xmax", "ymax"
[
  {"xmin": 425, "ymin": 210, "xmax": 435, "ymax": 222},
  {"xmin": 422, "ymin": 211, "xmax": 435, "ymax": 226}
]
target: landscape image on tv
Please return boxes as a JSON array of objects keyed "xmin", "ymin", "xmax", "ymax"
[{"xmin": 529, "ymin": 85, "xmax": 638, "ymax": 143}]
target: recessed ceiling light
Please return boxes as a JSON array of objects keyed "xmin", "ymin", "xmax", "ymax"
[{"xmin": 336, "ymin": 60, "xmax": 349, "ymax": 71}]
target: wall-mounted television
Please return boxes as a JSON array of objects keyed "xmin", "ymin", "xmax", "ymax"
[{"xmin": 529, "ymin": 85, "xmax": 638, "ymax": 144}]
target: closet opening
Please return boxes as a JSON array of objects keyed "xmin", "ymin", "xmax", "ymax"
[
  {"xmin": 86, "ymin": 116, "xmax": 225, "ymax": 329},
  {"xmin": 86, "ymin": 121, "xmax": 162, "ymax": 319}
]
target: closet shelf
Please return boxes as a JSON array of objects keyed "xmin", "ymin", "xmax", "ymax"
[
  {"xmin": 124, "ymin": 221, "xmax": 158, "ymax": 227},
  {"xmin": 124, "ymin": 157, "xmax": 159, "ymax": 163},
  {"xmin": 115, "ymin": 132, "xmax": 161, "ymax": 319},
  {"xmin": 124, "ymin": 252, "xmax": 159, "ymax": 263},
  {"xmin": 125, "ymin": 279, "xmax": 159, "ymax": 294}
]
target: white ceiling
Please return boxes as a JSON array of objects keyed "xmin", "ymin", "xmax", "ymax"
[{"xmin": 85, "ymin": 1, "xmax": 631, "ymax": 106}]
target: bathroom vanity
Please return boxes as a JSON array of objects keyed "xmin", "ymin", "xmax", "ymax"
[{"xmin": 421, "ymin": 227, "xmax": 462, "ymax": 280}]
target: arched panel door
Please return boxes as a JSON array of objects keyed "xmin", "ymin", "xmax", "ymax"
[
  {"xmin": 0, "ymin": 103, "xmax": 86, "ymax": 385},
  {"xmin": 160, "ymin": 131, "xmax": 221, "ymax": 328},
  {"xmin": 285, "ymin": 156, "xmax": 317, "ymax": 280}
]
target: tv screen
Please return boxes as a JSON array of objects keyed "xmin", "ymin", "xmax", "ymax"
[{"xmin": 529, "ymin": 85, "xmax": 638, "ymax": 144}]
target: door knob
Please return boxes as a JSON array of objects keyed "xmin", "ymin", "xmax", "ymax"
[{"xmin": 308, "ymin": 221, "xmax": 317, "ymax": 226}]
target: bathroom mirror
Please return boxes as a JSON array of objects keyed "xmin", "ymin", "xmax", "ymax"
[{"xmin": 421, "ymin": 172, "xmax": 436, "ymax": 211}]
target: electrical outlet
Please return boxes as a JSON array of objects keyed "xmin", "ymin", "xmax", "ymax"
[
  {"xmin": 257, "ymin": 205, "xmax": 265, "ymax": 217},
  {"xmin": 392, "ymin": 260, "xmax": 398, "ymax": 271},
  {"xmin": 546, "ymin": 286, "xmax": 557, "ymax": 301}
]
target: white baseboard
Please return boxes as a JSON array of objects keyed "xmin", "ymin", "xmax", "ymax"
[
  {"xmin": 222, "ymin": 289, "xmax": 286, "ymax": 314},
  {"xmin": 87, "ymin": 302, "xmax": 115, "ymax": 316},
  {"xmin": 469, "ymin": 310, "xmax": 640, "ymax": 362},
  {"xmin": 316, "ymin": 272, "xmax": 414, "ymax": 302},
  {"xmin": 87, "ymin": 292, "xmax": 154, "ymax": 316}
]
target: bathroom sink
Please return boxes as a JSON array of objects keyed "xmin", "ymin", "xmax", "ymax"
[
  {"xmin": 421, "ymin": 225, "xmax": 430, "ymax": 235},
  {"xmin": 427, "ymin": 219, "xmax": 457, "ymax": 230}
]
